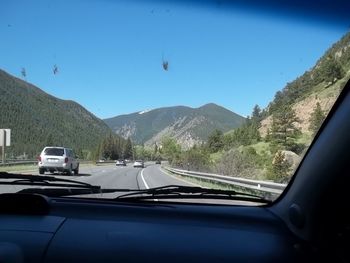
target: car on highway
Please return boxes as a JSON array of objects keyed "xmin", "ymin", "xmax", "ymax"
[
  {"xmin": 155, "ymin": 160, "xmax": 161, "ymax": 164},
  {"xmin": 38, "ymin": 147, "xmax": 79, "ymax": 175},
  {"xmin": 133, "ymin": 160, "xmax": 144, "ymax": 168},
  {"xmin": 116, "ymin": 159, "xmax": 126, "ymax": 166},
  {"xmin": 1, "ymin": 0, "xmax": 350, "ymax": 262}
]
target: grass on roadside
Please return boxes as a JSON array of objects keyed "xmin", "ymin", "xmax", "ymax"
[
  {"xmin": 169, "ymin": 171, "xmax": 278, "ymax": 200},
  {"xmin": 0, "ymin": 164, "xmax": 38, "ymax": 172},
  {"xmin": 244, "ymin": 141, "xmax": 271, "ymax": 155}
]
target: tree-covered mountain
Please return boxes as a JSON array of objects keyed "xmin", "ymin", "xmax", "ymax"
[
  {"xmin": 0, "ymin": 69, "xmax": 114, "ymax": 158},
  {"xmin": 104, "ymin": 103, "xmax": 245, "ymax": 148},
  {"xmin": 260, "ymin": 31, "xmax": 350, "ymax": 137}
]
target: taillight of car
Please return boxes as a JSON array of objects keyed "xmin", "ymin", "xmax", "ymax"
[
  {"xmin": 65, "ymin": 157, "xmax": 68, "ymax": 163},
  {"xmin": 38, "ymin": 156, "xmax": 41, "ymax": 162}
]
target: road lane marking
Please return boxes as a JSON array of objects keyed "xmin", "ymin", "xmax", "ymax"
[
  {"xmin": 140, "ymin": 168, "xmax": 149, "ymax": 189},
  {"xmin": 140, "ymin": 168, "xmax": 159, "ymax": 201},
  {"xmin": 159, "ymin": 166, "xmax": 198, "ymax": 187}
]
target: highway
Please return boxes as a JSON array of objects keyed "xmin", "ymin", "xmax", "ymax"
[
  {"xmin": 73, "ymin": 163, "xmax": 192, "ymax": 189},
  {"xmin": 0, "ymin": 163, "xmax": 265, "ymax": 205},
  {"xmin": 0, "ymin": 163, "xmax": 193, "ymax": 198}
]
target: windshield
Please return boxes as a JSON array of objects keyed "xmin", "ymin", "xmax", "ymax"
[{"xmin": 1, "ymin": 0, "xmax": 349, "ymax": 204}]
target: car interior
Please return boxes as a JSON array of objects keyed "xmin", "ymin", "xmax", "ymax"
[{"xmin": 1, "ymin": 1, "xmax": 350, "ymax": 263}]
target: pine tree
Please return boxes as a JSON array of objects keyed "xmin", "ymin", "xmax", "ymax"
[
  {"xmin": 251, "ymin": 104, "xmax": 262, "ymax": 124},
  {"xmin": 321, "ymin": 57, "xmax": 345, "ymax": 84},
  {"xmin": 270, "ymin": 105, "xmax": 300, "ymax": 151},
  {"xmin": 207, "ymin": 129, "xmax": 224, "ymax": 153},
  {"xmin": 46, "ymin": 134, "xmax": 54, "ymax": 146},
  {"xmin": 100, "ymin": 133, "xmax": 124, "ymax": 160},
  {"xmin": 21, "ymin": 67, "xmax": 26, "ymax": 79},
  {"xmin": 123, "ymin": 138, "xmax": 133, "ymax": 159},
  {"xmin": 309, "ymin": 102, "xmax": 325, "ymax": 135},
  {"xmin": 267, "ymin": 151, "xmax": 291, "ymax": 182},
  {"xmin": 269, "ymin": 91, "xmax": 287, "ymax": 113}
]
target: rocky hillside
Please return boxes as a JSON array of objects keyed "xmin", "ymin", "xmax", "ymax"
[
  {"xmin": 0, "ymin": 69, "xmax": 114, "ymax": 157},
  {"xmin": 260, "ymin": 31, "xmax": 350, "ymax": 139},
  {"xmin": 104, "ymin": 103, "xmax": 245, "ymax": 148},
  {"xmin": 260, "ymin": 74, "xmax": 349, "ymax": 136}
]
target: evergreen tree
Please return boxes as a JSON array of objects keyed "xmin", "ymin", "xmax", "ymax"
[
  {"xmin": 320, "ymin": 56, "xmax": 345, "ymax": 84},
  {"xmin": 270, "ymin": 105, "xmax": 300, "ymax": 151},
  {"xmin": 267, "ymin": 151, "xmax": 291, "ymax": 183},
  {"xmin": 207, "ymin": 129, "xmax": 224, "ymax": 153},
  {"xmin": 93, "ymin": 142, "xmax": 103, "ymax": 160},
  {"xmin": 100, "ymin": 133, "xmax": 124, "ymax": 160},
  {"xmin": 309, "ymin": 102, "xmax": 325, "ymax": 135},
  {"xmin": 76, "ymin": 148, "xmax": 84, "ymax": 159},
  {"xmin": 154, "ymin": 143, "xmax": 158, "ymax": 154},
  {"xmin": 46, "ymin": 134, "xmax": 54, "ymax": 146},
  {"xmin": 222, "ymin": 105, "xmax": 262, "ymax": 149},
  {"xmin": 21, "ymin": 67, "xmax": 26, "ymax": 79},
  {"xmin": 251, "ymin": 104, "xmax": 262, "ymax": 124},
  {"xmin": 123, "ymin": 138, "xmax": 133, "ymax": 159},
  {"xmin": 269, "ymin": 91, "xmax": 287, "ymax": 114}
]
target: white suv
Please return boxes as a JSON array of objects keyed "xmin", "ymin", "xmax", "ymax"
[{"xmin": 38, "ymin": 147, "xmax": 79, "ymax": 175}]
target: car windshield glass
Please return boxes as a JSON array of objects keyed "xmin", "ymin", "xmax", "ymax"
[
  {"xmin": 0, "ymin": 0, "xmax": 349, "ymax": 204},
  {"xmin": 44, "ymin": 148, "xmax": 64, "ymax": 156}
]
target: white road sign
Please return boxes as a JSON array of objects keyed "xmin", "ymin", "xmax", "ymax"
[{"xmin": 0, "ymin": 129, "xmax": 11, "ymax": 146}]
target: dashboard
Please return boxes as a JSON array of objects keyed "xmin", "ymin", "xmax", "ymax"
[{"xmin": 0, "ymin": 194, "xmax": 306, "ymax": 263}]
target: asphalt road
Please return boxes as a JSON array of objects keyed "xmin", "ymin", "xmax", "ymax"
[
  {"xmin": 0, "ymin": 163, "xmax": 193, "ymax": 198},
  {"xmin": 0, "ymin": 163, "xmax": 258, "ymax": 205},
  {"xmin": 71, "ymin": 163, "xmax": 192, "ymax": 189}
]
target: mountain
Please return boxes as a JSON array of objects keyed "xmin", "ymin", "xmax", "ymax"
[
  {"xmin": 104, "ymin": 103, "xmax": 245, "ymax": 148},
  {"xmin": 259, "ymin": 31, "xmax": 350, "ymax": 138},
  {"xmin": 0, "ymin": 69, "xmax": 113, "ymax": 158}
]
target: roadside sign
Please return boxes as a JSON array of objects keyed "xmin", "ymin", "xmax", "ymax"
[{"xmin": 0, "ymin": 129, "xmax": 11, "ymax": 146}]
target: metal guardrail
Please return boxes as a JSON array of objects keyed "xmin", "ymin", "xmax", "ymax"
[{"xmin": 162, "ymin": 166, "xmax": 287, "ymax": 195}]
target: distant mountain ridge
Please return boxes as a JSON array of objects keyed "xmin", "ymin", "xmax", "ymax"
[
  {"xmin": 104, "ymin": 103, "xmax": 245, "ymax": 148},
  {"xmin": 0, "ymin": 69, "xmax": 113, "ymax": 157}
]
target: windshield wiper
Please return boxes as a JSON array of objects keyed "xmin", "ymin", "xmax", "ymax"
[
  {"xmin": 115, "ymin": 185, "xmax": 271, "ymax": 204},
  {"xmin": 0, "ymin": 172, "xmax": 121, "ymax": 197},
  {"xmin": 0, "ymin": 173, "xmax": 270, "ymax": 203},
  {"xmin": 16, "ymin": 187, "xmax": 113, "ymax": 197},
  {"xmin": 0, "ymin": 172, "xmax": 100, "ymax": 189},
  {"xmin": 0, "ymin": 172, "xmax": 138, "ymax": 197}
]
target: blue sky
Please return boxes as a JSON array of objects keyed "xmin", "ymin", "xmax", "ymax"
[{"xmin": 0, "ymin": 0, "xmax": 348, "ymax": 119}]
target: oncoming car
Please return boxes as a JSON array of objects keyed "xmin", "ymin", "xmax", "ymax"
[
  {"xmin": 116, "ymin": 159, "xmax": 126, "ymax": 166},
  {"xmin": 38, "ymin": 147, "xmax": 79, "ymax": 175},
  {"xmin": 133, "ymin": 160, "xmax": 144, "ymax": 168}
]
